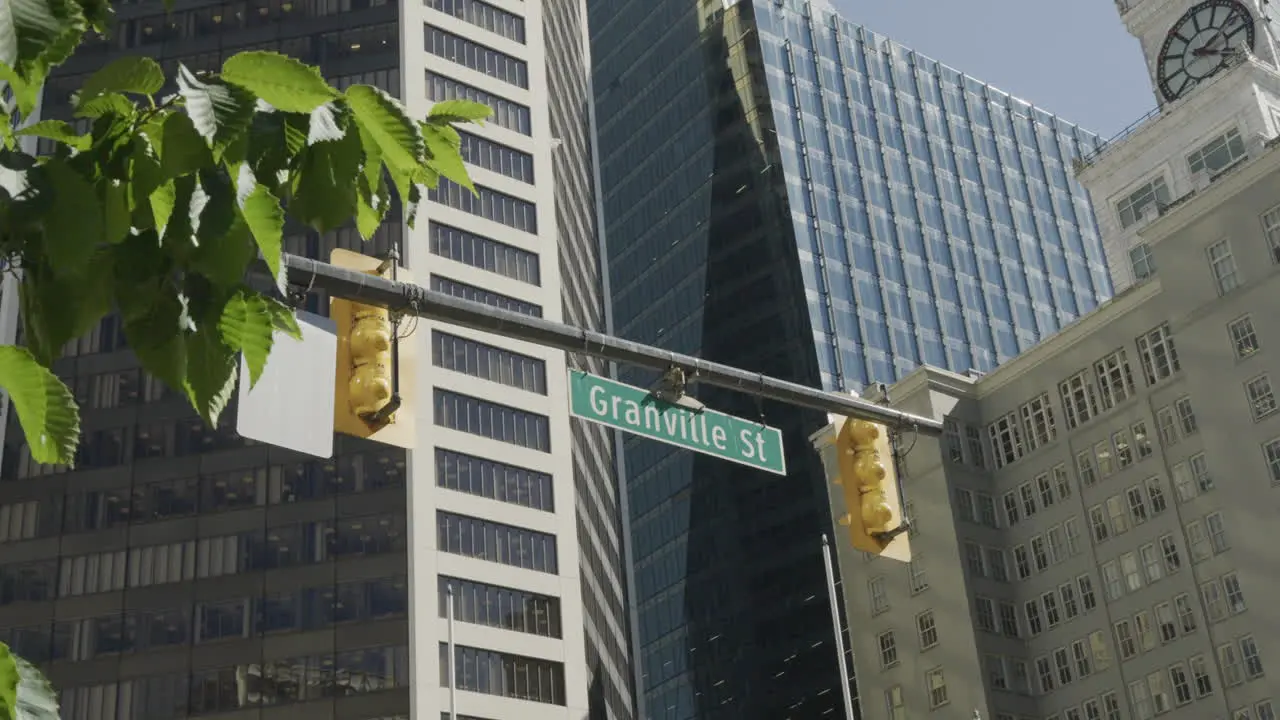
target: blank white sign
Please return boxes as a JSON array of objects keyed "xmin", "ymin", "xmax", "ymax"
[{"xmin": 236, "ymin": 311, "xmax": 337, "ymax": 459}]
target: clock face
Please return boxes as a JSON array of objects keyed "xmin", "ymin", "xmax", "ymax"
[{"xmin": 1156, "ymin": 0, "xmax": 1256, "ymax": 102}]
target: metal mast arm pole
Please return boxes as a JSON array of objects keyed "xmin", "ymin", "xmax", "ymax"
[
  {"xmin": 271, "ymin": 253, "xmax": 944, "ymax": 436},
  {"xmin": 822, "ymin": 534, "xmax": 858, "ymax": 720}
]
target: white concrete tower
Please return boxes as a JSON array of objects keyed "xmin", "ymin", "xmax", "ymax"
[{"xmin": 1076, "ymin": 0, "xmax": 1280, "ymax": 290}]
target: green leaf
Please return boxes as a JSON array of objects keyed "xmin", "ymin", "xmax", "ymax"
[
  {"xmin": 19, "ymin": 255, "xmax": 114, "ymax": 365},
  {"xmin": 183, "ymin": 318, "xmax": 238, "ymax": 428},
  {"xmin": 221, "ymin": 51, "xmax": 337, "ymax": 114},
  {"xmin": 290, "ymin": 125, "xmax": 363, "ymax": 233},
  {"xmin": 218, "ymin": 289, "xmax": 275, "ymax": 388},
  {"xmin": 240, "ymin": 184, "xmax": 285, "ymax": 291},
  {"xmin": 101, "ymin": 178, "xmax": 129, "ymax": 244},
  {"xmin": 12, "ymin": 653, "xmax": 60, "ymax": 720},
  {"xmin": 73, "ymin": 90, "xmax": 133, "ymax": 119},
  {"xmin": 190, "ymin": 215, "xmax": 255, "ymax": 287},
  {"xmin": 150, "ymin": 178, "xmax": 175, "ymax": 236},
  {"xmin": 0, "ymin": 644, "xmax": 16, "ymax": 720},
  {"xmin": 345, "ymin": 84, "xmax": 425, "ymax": 174},
  {"xmin": 0, "ymin": 346, "xmax": 80, "ymax": 466},
  {"xmin": 79, "ymin": 55, "xmax": 163, "ymax": 100},
  {"xmin": 39, "ymin": 159, "xmax": 102, "ymax": 271},
  {"xmin": 427, "ymin": 99, "xmax": 493, "ymax": 125},
  {"xmin": 264, "ymin": 295, "xmax": 302, "ymax": 339},
  {"xmin": 119, "ymin": 283, "xmax": 188, "ymax": 394},
  {"xmin": 423, "ymin": 123, "xmax": 473, "ymax": 192},
  {"xmin": 14, "ymin": 119, "xmax": 89, "ymax": 150},
  {"xmin": 177, "ymin": 64, "xmax": 256, "ymax": 156},
  {"xmin": 157, "ymin": 110, "xmax": 212, "ymax": 178},
  {"xmin": 354, "ymin": 171, "xmax": 389, "ymax": 240}
]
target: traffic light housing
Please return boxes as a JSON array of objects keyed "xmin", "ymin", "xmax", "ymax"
[
  {"xmin": 831, "ymin": 418, "xmax": 911, "ymax": 562},
  {"xmin": 330, "ymin": 249, "xmax": 417, "ymax": 449}
]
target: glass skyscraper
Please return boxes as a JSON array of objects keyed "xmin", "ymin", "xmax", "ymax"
[
  {"xmin": 588, "ymin": 0, "xmax": 1112, "ymax": 717},
  {"xmin": 0, "ymin": 2, "xmax": 634, "ymax": 720}
]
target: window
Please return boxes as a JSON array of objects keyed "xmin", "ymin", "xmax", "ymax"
[
  {"xmin": 434, "ymin": 389, "xmax": 550, "ymax": 451},
  {"xmin": 869, "ymin": 576, "xmax": 888, "ymax": 614},
  {"xmin": 1155, "ymin": 602, "xmax": 1178, "ymax": 643},
  {"xmin": 424, "ymin": 25, "xmax": 528, "ymax": 88},
  {"xmin": 436, "ymin": 449, "xmax": 554, "ymax": 512},
  {"xmin": 1259, "ymin": 701, "xmax": 1276, "ymax": 720},
  {"xmin": 942, "ymin": 419, "xmax": 964, "ymax": 463},
  {"xmin": 884, "ymin": 686, "xmax": 905, "ymax": 720},
  {"xmin": 1140, "ymin": 543, "xmax": 1163, "ymax": 583},
  {"xmin": 437, "ymin": 511, "xmax": 557, "ymax": 573},
  {"xmin": 1102, "ymin": 560, "xmax": 1124, "ymax": 600},
  {"xmin": 1132, "ymin": 421, "xmax": 1153, "ymax": 459},
  {"xmin": 1037, "ymin": 474, "xmax": 1055, "ymax": 508},
  {"xmin": 1065, "ymin": 517, "xmax": 1082, "ymax": 555},
  {"xmin": 964, "ymin": 542, "xmax": 986, "ymax": 577},
  {"xmin": 1127, "ymin": 486, "xmax": 1148, "ymax": 524},
  {"xmin": 1187, "ymin": 520, "xmax": 1211, "ymax": 561},
  {"xmin": 1003, "ymin": 491, "xmax": 1020, "ymax": 526},
  {"xmin": 985, "ymin": 547, "xmax": 1008, "ymax": 582},
  {"xmin": 433, "ymin": 331, "xmax": 547, "ymax": 393},
  {"xmin": 917, "ymin": 611, "xmax": 938, "ymax": 649},
  {"xmin": 1091, "ymin": 630, "xmax": 1113, "ymax": 671},
  {"xmin": 1136, "ymin": 324, "xmax": 1180, "ymax": 385},
  {"xmin": 1025, "ymin": 600, "xmax": 1043, "ymax": 635},
  {"xmin": 925, "ymin": 668, "xmax": 948, "ymax": 708},
  {"xmin": 1247, "ymin": 375, "xmax": 1277, "ymax": 420},
  {"xmin": 878, "ymin": 630, "xmax": 898, "ymax": 668},
  {"xmin": 1019, "ymin": 484, "xmax": 1038, "ymax": 518},
  {"xmin": 1096, "ymin": 349, "xmax": 1137, "ymax": 409},
  {"xmin": 1220, "ymin": 642, "xmax": 1245, "ymax": 686},
  {"xmin": 1116, "ymin": 619, "xmax": 1137, "ymax": 659},
  {"xmin": 1223, "ymin": 572, "xmax": 1247, "ymax": 614},
  {"xmin": 1189, "ymin": 127, "xmax": 1247, "ymax": 174},
  {"xmin": 426, "ymin": 72, "xmax": 531, "ymax": 135},
  {"xmin": 1120, "ymin": 552, "xmax": 1143, "ymax": 592},
  {"xmin": 1207, "ymin": 512, "xmax": 1229, "ymax": 553},
  {"xmin": 1202, "ymin": 579, "xmax": 1227, "ymax": 621},
  {"xmin": 1229, "ymin": 315, "xmax": 1260, "ymax": 358},
  {"xmin": 1036, "ymin": 656, "xmax": 1056, "ymax": 693},
  {"xmin": 1054, "ymin": 464, "xmax": 1073, "ymax": 498},
  {"xmin": 1020, "ymin": 393, "xmax": 1057, "ymax": 450},
  {"xmin": 1146, "ymin": 477, "xmax": 1167, "ymax": 514},
  {"xmin": 988, "ymin": 412, "xmax": 1025, "ymax": 468},
  {"xmin": 965, "ymin": 425, "xmax": 986, "ymax": 468},
  {"xmin": 985, "ymin": 655, "xmax": 1009, "ymax": 690},
  {"xmin": 432, "ymin": 275, "xmax": 542, "ymax": 316},
  {"xmin": 1077, "ymin": 450, "xmax": 1099, "ymax": 487},
  {"xmin": 1175, "ymin": 396, "xmax": 1197, "ymax": 435},
  {"xmin": 1128, "ymin": 680, "xmax": 1153, "ymax": 720},
  {"xmin": 1113, "ymin": 429, "xmax": 1134, "ymax": 469},
  {"xmin": 1266, "ymin": 438, "xmax": 1280, "ymax": 484},
  {"xmin": 1264, "ymin": 203, "xmax": 1280, "ymax": 262},
  {"xmin": 1157, "ymin": 406, "xmax": 1179, "ymax": 445},
  {"xmin": 1172, "ymin": 594, "xmax": 1198, "ymax": 634},
  {"xmin": 1148, "ymin": 671, "xmax": 1172, "ymax": 714},
  {"xmin": 425, "ymin": 0, "xmax": 527, "ymax": 43},
  {"xmin": 1096, "ymin": 441, "xmax": 1115, "ymax": 479},
  {"xmin": 954, "ymin": 488, "xmax": 976, "ymax": 522},
  {"xmin": 429, "ymin": 180, "xmax": 538, "ymax": 234},
  {"xmin": 1130, "ymin": 242, "xmax": 1156, "ymax": 280},
  {"xmin": 1190, "ymin": 655, "xmax": 1214, "ymax": 697},
  {"xmin": 974, "ymin": 597, "xmax": 996, "ymax": 632},
  {"xmin": 1060, "ymin": 371, "xmax": 1099, "ymax": 429},
  {"xmin": 1078, "ymin": 574, "xmax": 1098, "ymax": 611},
  {"xmin": 1107, "ymin": 495, "xmax": 1129, "ymax": 534},
  {"xmin": 1072, "ymin": 639, "xmax": 1093, "ymax": 677},
  {"xmin": 1042, "ymin": 592, "xmax": 1062, "ymax": 627},
  {"xmin": 441, "ymin": 643, "xmax": 565, "ymax": 705},
  {"xmin": 429, "ymin": 221, "xmax": 540, "ymax": 285},
  {"xmin": 1135, "ymin": 611, "xmax": 1157, "ymax": 651},
  {"xmin": 998, "ymin": 602, "xmax": 1020, "ymax": 637},
  {"xmin": 1031, "ymin": 536, "xmax": 1049, "ymax": 572},
  {"xmin": 1013, "ymin": 545, "xmax": 1031, "ymax": 579},
  {"xmin": 909, "ymin": 557, "xmax": 929, "ymax": 593},
  {"xmin": 1054, "ymin": 647, "xmax": 1074, "ymax": 685},
  {"xmin": 441, "ymin": 576, "xmax": 561, "ymax": 638},
  {"xmin": 1190, "ymin": 453, "xmax": 1213, "ymax": 492},
  {"xmin": 1117, "ymin": 175, "xmax": 1171, "ymax": 229},
  {"xmin": 457, "ymin": 129, "xmax": 535, "ymax": 183},
  {"xmin": 1087, "ymin": 508, "xmax": 1106, "ymax": 545}
]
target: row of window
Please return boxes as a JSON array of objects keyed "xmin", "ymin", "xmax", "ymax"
[
  {"xmin": 425, "ymin": 25, "xmax": 528, "ymax": 89},
  {"xmin": 1086, "ymin": 477, "xmax": 1170, "ymax": 544},
  {"xmin": 60, "ymin": 645, "xmax": 409, "ymax": 720},
  {"xmin": 987, "ymin": 326, "xmax": 1181, "ymax": 470},
  {"xmin": 0, "ymin": 449, "xmax": 403, "ymax": 542},
  {"xmin": 426, "ymin": 71, "xmax": 532, "ymax": 136},
  {"xmin": 433, "ymin": 330, "xmax": 547, "ymax": 394},
  {"xmin": 425, "ymin": 0, "xmax": 526, "ymax": 44},
  {"xmin": 1112, "ymin": 593, "xmax": 1200, "ymax": 663},
  {"xmin": 429, "ymin": 221, "xmax": 541, "ymax": 285},
  {"xmin": 1117, "ymin": 127, "xmax": 1247, "ymax": 233},
  {"xmin": 439, "ymin": 643, "xmax": 565, "ymax": 705},
  {"xmin": 1099, "ymin": 533, "xmax": 1185, "ymax": 602},
  {"xmin": 458, "ymin": 129, "xmax": 535, "ymax": 184},
  {"xmin": 0, "ymin": 512, "xmax": 404, "ymax": 605},
  {"xmin": 431, "ymin": 274, "xmax": 543, "ymax": 317},
  {"xmin": 437, "ymin": 510, "xmax": 557, "ymax": 574},
  {"xmin": 1010, "ymin": 517, "xmax": 1084, "ymax": 580},
  {"xmin": 434, "ymin": 388, "xmax": 550, "ymax": 451},
  {"xmin": 1127, "ymin": 639, "xmax": 1263, "ymax": 719},
  {"xmin": 1029, "ymin": 632, "xmax": 1111, "ymax": 695},
  {"xmin": 428, "ymin": 178, "xmax": 538, "ymax": 234},
  {"xmin": 1017, "ymin": 575, "xmax": 1099, "ymax": 637},
  {"xmin": 875, "ymin": 610, "xmax": 939, "ymax": 669},
  {"xmin": 4, "ymin": 576, "xmax": 407, "ymax": 663},
  {"xmin": 882, "ymin": 667, "xmax": 949, "ymax": 713},
  {"xmin": 1003, "ymin": 463, "xmax": 1072, "ymax": 526}
]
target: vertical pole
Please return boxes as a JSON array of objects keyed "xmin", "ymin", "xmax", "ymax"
[
  {"xmin": 822, "ymin": 534, "xmax": 857, "ymax": 720},
  {"xmin": 447, "ymin": 583, "xmax": 458, "ymax": 719}
]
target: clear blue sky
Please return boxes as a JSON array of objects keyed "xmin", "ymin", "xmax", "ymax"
[{"xmin": 834, "ymin": 0, "xmax": 1153, "ymax": 138}]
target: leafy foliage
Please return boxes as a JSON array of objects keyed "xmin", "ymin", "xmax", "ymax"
[
  {"xmin": 0, "ymin": 643, "xmax": 59, "ymax": 720},
  {"xmin": 0, "ymin": 2, "xmax": 490, "ymax": 471}
]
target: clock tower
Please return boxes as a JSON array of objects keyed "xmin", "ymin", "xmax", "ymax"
[{"xmin": 1074, "ymin": 0, "xmax": 1280, "ymax": 290}]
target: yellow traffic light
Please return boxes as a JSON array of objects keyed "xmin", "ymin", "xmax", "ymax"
[
  {"xmin": 330, "ymin": 249, "xmax": 416, "ymax": 449},
  {"xmin": 831, "ymin": 418, "xmax": 911, "ymax": 562}
]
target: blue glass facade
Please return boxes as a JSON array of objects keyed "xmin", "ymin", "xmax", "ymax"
[
  {"xmin": 589, "ymin": 1, "xmax": 1113, "ymax": 718},
  {"xmin": 757, "ymin": 0, "xmax": 1112, "ymax": 388}
]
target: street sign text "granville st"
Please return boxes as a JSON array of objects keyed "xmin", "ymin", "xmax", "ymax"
[{"xmin": 568, "ymin": 370, "xmax": 787, "ymax": 476}]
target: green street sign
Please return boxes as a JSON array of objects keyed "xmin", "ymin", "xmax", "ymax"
[{"xmin": 568, "ymin": 370, "xmax": 787, "ymax": 476}]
